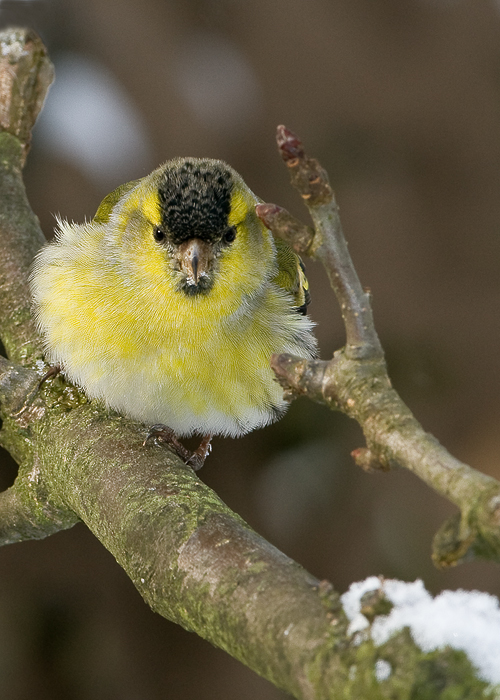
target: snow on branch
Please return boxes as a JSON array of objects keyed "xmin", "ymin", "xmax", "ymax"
[{"xmin": 342, "ymin": 577, "xmax": 500, "ymax": 685}]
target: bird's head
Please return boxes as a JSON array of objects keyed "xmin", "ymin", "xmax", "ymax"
[
  {"xmin": 155, "ymin": 158, "xmax": 239, "ymax": 296},
  {"xmin": 94, "ymin": 158, "xmax": 277, "ymax": 314},
  {"xmin": 104, "ymin": 158, "xmax": 275, "ymax": 308}
]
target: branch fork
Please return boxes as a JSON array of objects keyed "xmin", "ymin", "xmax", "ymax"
[{"xmin": 257, "ymin": 124, "xmax": 500, "ymax": 569}]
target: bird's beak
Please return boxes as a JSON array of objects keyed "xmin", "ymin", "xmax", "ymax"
[{"xmin": 176, "ymin": 238, "xmax": 214, "ymax": 284}]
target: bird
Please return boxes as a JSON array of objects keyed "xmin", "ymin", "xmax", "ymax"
[{"xmin": 30, "ymin": 158, "xmax": 317, "ymax": 468}]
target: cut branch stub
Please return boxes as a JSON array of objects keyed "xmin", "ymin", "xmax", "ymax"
[{"xmin": 255, "ymin": 203, "xmax": 314, "ymax": 256}]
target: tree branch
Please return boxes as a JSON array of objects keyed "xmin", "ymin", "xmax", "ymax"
[
  {"xmin": 258, "ymin": 125, "xmax": 383, "ymax": 361},
  {"xmin": 0, "ymin": 28, "xmax": 53, "ymax": 363},
  {"xmin": 256, "ymin": 126, "xmax": 500, "ymax": 569},
  {"xmin": 0, "ymin": 27, "xmax": 496, "ymax": 697},
  {"xmin": 0, "ymin": 358, "xmax": 491, "ymax": 697}
]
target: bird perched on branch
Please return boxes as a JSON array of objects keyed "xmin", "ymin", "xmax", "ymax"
[{"xmin": 30, "ymin": 158, "xmax": 317, "ymax": 468}]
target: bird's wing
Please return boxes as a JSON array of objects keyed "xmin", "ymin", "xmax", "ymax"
[
  {"xmin": 272, "ymin": 237, "xmax": 311, "ymax": 315},
  {"xmin": 93, "ymin": 179, "xmax": 141, "ymax": 224}
]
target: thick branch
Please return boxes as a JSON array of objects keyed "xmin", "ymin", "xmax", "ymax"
[
  {"xmin": 0, "ymin": 359, "xmax": 490, "ymax": 696},
  {"xmin": 0, "ymin": 28, "xmax": 53, "ymax": 364}
]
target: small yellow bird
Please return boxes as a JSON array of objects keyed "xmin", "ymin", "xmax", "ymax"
[{"xmin": 30, "ymin": 158, "xmax": 317, "ymax": 467}]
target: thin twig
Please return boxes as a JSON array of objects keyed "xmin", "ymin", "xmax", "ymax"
[{"xmin": 258, "ymin": 125, "xmax": 383, "ymax": 360}]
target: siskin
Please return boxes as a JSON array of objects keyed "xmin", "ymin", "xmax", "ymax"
[{"xmin": 30, "ymin": 158, "xmax": 317, "ymax": 466}]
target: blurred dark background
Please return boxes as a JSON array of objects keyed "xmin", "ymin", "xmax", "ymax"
[{"xmin": 1, "ymin": 0, "xmax": 500, "ymax": 697}]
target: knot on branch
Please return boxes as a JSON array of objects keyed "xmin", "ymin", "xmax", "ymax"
[
  {"xmin": 315, "ymin": 580, "xmax": 346, "ymax": 631},
  {"xmin": 432, "ymin": 513, "xmax": 477, "ymax": 569},
  {"xmin": 359, "ymin": 586, "xmax": 393, "ymax": 623},
  {"xmin": 351, "ymin": 447, "xmax": 390, "ymax": 473},
  {"xmin": 270, "ymin": 353, "xmax": 334, "ymax": 406},
  {"xmin": 0, "ymin": 358, "xmax": 40, "ymax": 417},
  {"xmin": 255, "ymin": 203, "xmax": 314, "ymax": 256},
  {"xmin": 432, "ymin": 488, "xmax": 500, "ymax": 568}
]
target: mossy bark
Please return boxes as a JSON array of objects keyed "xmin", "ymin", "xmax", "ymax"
[{"xmin": 0, "ymin": 360, "xmax": 493, "ymax": 699}]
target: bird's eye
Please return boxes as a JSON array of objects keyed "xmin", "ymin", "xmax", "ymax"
[
  {"xmin": 223, "ymin": 227, "xmax": 236, "ymax": 244},
  {"xmin": 153, "ymin": 227, "xmax": 166, "ymax": 243}
]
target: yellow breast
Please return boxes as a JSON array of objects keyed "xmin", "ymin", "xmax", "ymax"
[{"xmin": 31, "ymin": 217, "xmax": 316, "ymax": 437}]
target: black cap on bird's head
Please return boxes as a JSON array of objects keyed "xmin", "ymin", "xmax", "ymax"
[
  {"xmin": 157, "ymin": 159, "xmax": 237, "ymax": 295},
  {"xmin": 158, "ymin": 159, "xmax": 233, "ymax": 245}
]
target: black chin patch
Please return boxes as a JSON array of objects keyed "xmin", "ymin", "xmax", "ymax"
[
  {"xmin": 176, "ymin": 275, "xmax": 214, "ymax": 296},
  {"xmin": 159, "ymin": 159, "xmax": 233, "ymax": 245}
]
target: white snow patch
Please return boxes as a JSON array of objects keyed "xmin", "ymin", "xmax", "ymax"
[
  {"xmin": 341, "ymin": 577, "xmax": 500, "ymax": 684},
  {"xmin": 340, "ymin": 575, "xmax": 381, "ymax": 634}
]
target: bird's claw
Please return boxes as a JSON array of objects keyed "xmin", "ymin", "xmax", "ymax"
[{"xmin": 144, "ymin": 425, "xmax": 213, "ymax": 471}]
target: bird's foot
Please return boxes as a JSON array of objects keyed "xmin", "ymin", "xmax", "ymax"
[
  {"xmin": 143, "ymin": 425, "xmax": 213, "ymax": 471},
  {"xmin": 187, "ymin": 433, "xmax": 213, "ymax": 471}
]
